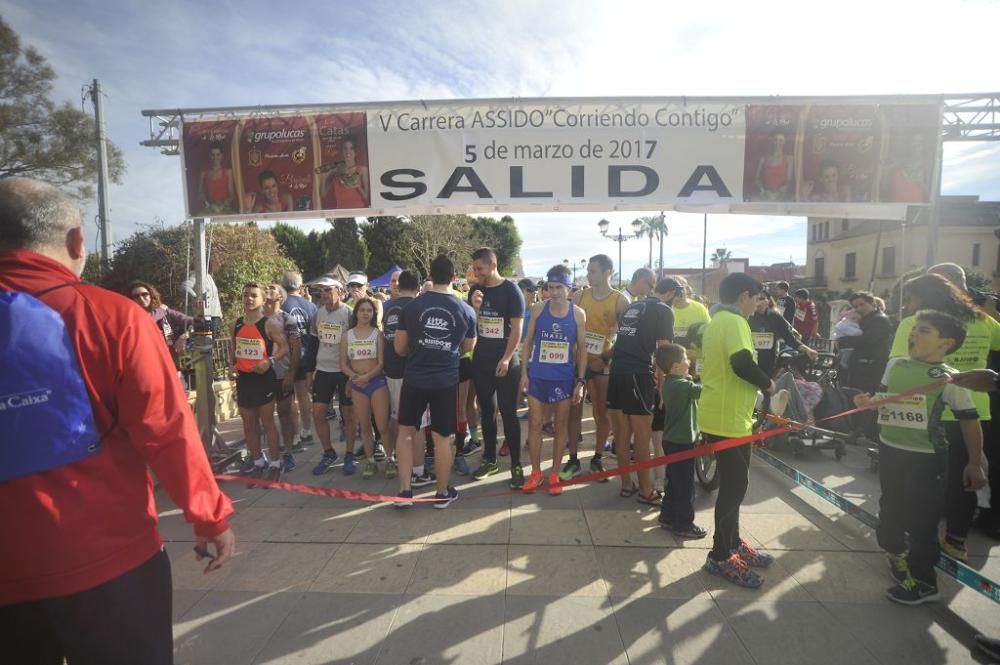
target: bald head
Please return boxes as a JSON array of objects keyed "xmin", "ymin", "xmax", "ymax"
[{"xmin": 0, "ymin": 177, "xmax": 82, "ymax": 252}]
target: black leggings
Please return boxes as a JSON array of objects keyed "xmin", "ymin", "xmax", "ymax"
[
  {"xmin": 1, "ymin": 548, "xmax": 173, "ymax": 665},
  {"xmin": 944, "ymin": 421, "xmax": 979, "ymax": 540},
  {"xmin": 708, "ymin": 436, "xmax": 752, "ymax": 561},
  {"xmin": 472, "ymin": 362, "xmax": 522, "ymax": 465}
]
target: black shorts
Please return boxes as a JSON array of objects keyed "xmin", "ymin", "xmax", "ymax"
[
  {"xmin": 651, "ymin": 389, "xmax": 665, "ymax": 431},
  {"xmin": 398, "ymin": 382, "xmax": 457, "ymax": 437},
  {"xmin": 293, "ymin": 362, "xmax": 314, "ymax": 382},
  {"xmin": 459, "ymin": 355, "xmax": 472, "ymax": 383},
  {"xmin": 236, "ymin": 370, "xmax": 277, "ymax": 408},
  {"xmin": 606, "ymin": 372, "xmax": 656, "ymax": 416},
  {"xmin": 311, "ymin": 370, "xmax": 353, "ymax": 407},
  {"xmin": 275, "ymin": 375, "xmax": 295, "ymax": 401}
]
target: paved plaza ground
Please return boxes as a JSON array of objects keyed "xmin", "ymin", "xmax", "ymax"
[{"xmin": 160, "ymin": 411, "xmax": 1000, "ymax": 665}]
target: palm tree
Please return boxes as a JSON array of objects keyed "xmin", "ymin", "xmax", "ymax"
[
  {"xmin": 710, "ymin": 247, "xmax": 733, "ymax": 267},
  {"xmin": 633, "ymin": 213, "xmax": 668, "ymax": 273}
]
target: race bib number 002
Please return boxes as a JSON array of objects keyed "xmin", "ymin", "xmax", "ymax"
[
  {"xmin": 876, "ymin": 394, "xmax": 927, "ymax": 430},
  {"xmin": 319, "ymin": 322, "xmax": 343, "ymax": 345},
  {"xmin": 478, "ymin": 316, "xmax": 504, "ymax": 339},
  {"xmin": 349, "ymin": 339, "xmax": 376, "ymax": 359},
  {"xmin": 540, "ymin": 340, "xmax": 570, "ymax": 364},
  {"xmin": 584, "ymin": 332, "xmax": 605, "ymax": 355},
  {"xmin": 235, "ymin": 337, "xmax": 264, "ymax": 360}
]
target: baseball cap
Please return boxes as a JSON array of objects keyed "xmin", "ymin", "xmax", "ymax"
[
  {"xmin": 517, "ymin": 278, "xmax": 537, "ymax": 292},
  {"xmin": 655, "ymin": 277, "xmax": 684, "ymax": 294},
  {"xmin": 347, "ymin": 272, "xmax": 368, "ymax": 286},
  {"xmin": 313, "ymin": 276, "xmax": 344, "ymax": 289}
]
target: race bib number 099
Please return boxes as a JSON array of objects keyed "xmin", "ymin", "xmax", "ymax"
[{"xmin": 540, "ymin": 340, "xmax": 570, "ymax": 364}]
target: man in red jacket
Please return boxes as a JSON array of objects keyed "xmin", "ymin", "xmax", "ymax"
[
  {"xmin": 0, "ymin": 177, "xmax": 236, "ymax": 664},
  {"xmin": 792, "ymin": 288, "xmax": 819, "ymax": 340}
]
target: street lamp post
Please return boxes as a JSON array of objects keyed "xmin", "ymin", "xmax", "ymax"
[
  {"xmin": 563, "ymin": 258, "xmax": 588, "ymax": 284},
  {"xmin": 598, "ymin": 218, "xmax": 643, "ymax": 289}
]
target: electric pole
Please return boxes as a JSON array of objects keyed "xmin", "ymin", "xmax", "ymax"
[{"xmin": 89, "ymin": 79, "xmax": 113, "ymax": 273}]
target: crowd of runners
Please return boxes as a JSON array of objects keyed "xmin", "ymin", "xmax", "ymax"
[{"xmin": 194, "ymin": 244, "xmax": 1000, "ymax": 604}]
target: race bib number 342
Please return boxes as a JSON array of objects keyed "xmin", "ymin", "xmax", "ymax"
[{"xmin": 478, "ymin": 316, "xmax": 504, "ymax": 339}]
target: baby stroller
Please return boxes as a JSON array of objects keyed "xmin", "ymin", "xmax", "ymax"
[{"xmin": 766, "ymin": 352, "xmax": 866, "ymax": 460}]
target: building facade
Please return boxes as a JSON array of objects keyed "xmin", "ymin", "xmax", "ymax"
[{"xmin": 805, "ymin": 196, "xmax": 1000, "ymax": 297}]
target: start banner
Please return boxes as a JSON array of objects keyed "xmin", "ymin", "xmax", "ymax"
[{"xmin": 179, "ymin": 97, "xmax": 942, "ymax": 221}]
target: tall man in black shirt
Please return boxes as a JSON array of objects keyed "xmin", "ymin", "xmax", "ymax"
[
  {"xmin": 773, "ymin": 281, "xmax": 796, "ymax": 325},
  {"xmin": 467, "ymin": 248, "xmax": 526, "ymax": 488},
  {"xmin": 607, "ymin": 278, "xmax": 679, "ymax": 504}
]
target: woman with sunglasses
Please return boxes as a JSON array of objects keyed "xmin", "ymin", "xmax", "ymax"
[{"xmin": 128, "ymin": 281, "xmax": 193, "ymax": 365}]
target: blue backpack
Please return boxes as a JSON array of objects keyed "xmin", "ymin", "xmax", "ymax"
[{"xmin": 0, "ymin": 283, "xmax": 104, "ymax": 482}]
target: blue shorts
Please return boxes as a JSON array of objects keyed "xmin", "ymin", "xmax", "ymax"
[
  {"xmin": 528, "ymin": 377, "xmax": 574, "ymax": 404},
  {"xmin": 351, "ymin": 374, "xmax": 388, "ymax": 399}
]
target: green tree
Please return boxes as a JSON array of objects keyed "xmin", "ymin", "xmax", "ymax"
[
  {"xmin": 470, "ymin": 215, "xmax": 522, "ymax": 275},
  {"xmin": 299, "ymin": 230, "xmax": 329, "ymax": 279},
  {"xmin": 102, "ymin": 226, "xmax": 190, "ymax": 304},
  {"xmin": 710, "ymin": 247, "xmax": 733, "ymax": 267},
  {"xmin": 270, "ymin": 222, "xmax": 307, "ymax": 267},
  {"xmin": 324, "ymin": 217, "xmax": 368, "ymax": 272},
  {"xmin": 401, "ymin": 215, "xmax": 477, "ymax": 277},
  {"xmin": 0, "ymin": 17, "xmax": 126, "ymax": 197},
  {"xmin": 361, "ymin": 216, "xmax": 411, "ymax": 277}
]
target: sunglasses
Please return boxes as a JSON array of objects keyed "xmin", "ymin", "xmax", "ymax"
[{"xmin": 131, "ymin": 291, "xmax": 151, "ymax": 298}]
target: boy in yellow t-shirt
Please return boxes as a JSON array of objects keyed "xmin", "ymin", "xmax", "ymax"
[{"xmin": 699, "ymin": 273, "xmax": 776, "ymax": 589}]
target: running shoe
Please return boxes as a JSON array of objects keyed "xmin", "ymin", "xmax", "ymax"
[
  {"xmin": 542, "ymin": 422, "xmax": 556, "ymax": 436},
  {"xmin": 589, "ymin": 456, "xmax": 609, "ymax": 482},
  {"xmin": 547, "ymin": 472, "xmax": 563, "ymax": 496},
  {"xmin": 940, "ymin": 537, "xmax": 968, "ymax": 561},
  {"xmin": 703, "ymin": 554, "xmax": 763, "ymax": 588},
  {"xmin": 385, "ymin": 459, "xmax": 398, "ymax": 479},
  {"xmin": 463, "ymin": 438, "xmax": 483, "ymax": 456},
  {"xmin": 374, "ymin": 442, "xmax": 387, "ymax": 462},
  {"xmin": 887, "ymin": 552, "xmax": 911, "ymax": 584},
  {"xmin": 281, "ymin": 453, "xmax": 296, "ymax": 473},
  {"xmin": 509, "ymin": 465, "xmax": 524, "ymax": 489},
  {"xmin": 522, "ymin": 470, "xmax": 544, "ymax": 492},
  {"xmin": 395, "ymin": 489, "xmax": 413, "ymax": 509},
  {"xmin": 453, "ymin": 455, "xmax": 471, "ymax": 476},
  {"xmin": 265, "ymin": 465, "xmax": 282, "ymax": 483},
  {"xmin": 974, "ymin": 635, "xmax": 1000, "ymax": 661},
  {"xmin": 558, "ymin": 458, "xmax": 582, "ymax": 481},
  {"xmin": 603, "ymin": 438, "xmax": 615, "ymax": 452},
  {"xmin": 311, "ymin": 450, "xmax": 338, "ymax": 475},
  {"xmin": 672, "ymin": 524, "xmax": 708, "ymax": 540},
  {"xmin": 886, "ymin": 577, "xmax": 940, "ymax": 605},
  {"xmin": 472, "ymin": 460, "xmax": 500, "ymax": 480},
  {"xmin": 238, "ymin": 455, "xmax": 258, "ymax": 474},
  {"xmin": 343, "ymin": 453, "xmax": 356, "ymax": 476},
  {"xmin": 411, "ymin": 469, "xmax": 435, "ymax": 487},
  {"xmin": 498, "ymin": 439, "xmax": 510, "ymax": 457},
  {"xmin": 292, "ymin": 431, "xmax": 314, "ymax": 452},
  {"xmin": 362, "ymin": 460, "xmax": 377, "ymax": 480},
  {"xmin": 353, "ymin": 445, "xmax": 365, "ymax": 458},
  {"xmin": 733, "ymin": 539, "xmax": 774, "ymax": 568},
  {"xmin": 433, "ymin": 486, "xmax": 459, "ymax": 509}
]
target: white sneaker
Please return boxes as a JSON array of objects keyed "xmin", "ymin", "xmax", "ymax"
[{"xmin": 770, "ymin": 389, "xmax": 789, "ymax": 418}]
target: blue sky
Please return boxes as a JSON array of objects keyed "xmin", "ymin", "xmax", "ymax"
[{"xmin": 4, "ymin": 0, "xmax": 999, "ymax": 278}]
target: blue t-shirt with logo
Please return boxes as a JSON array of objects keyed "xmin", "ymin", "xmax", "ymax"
[
  {"xmin": 399, "ymin": 291, "xmax": 477, "ymax": 389},
  {"xmin": 383, "ymin": 296, "xmax": 414, "ymax": 380},
  {"xmin": 281, "ymin": 294, "xmax": 318, "ymax": 356}
]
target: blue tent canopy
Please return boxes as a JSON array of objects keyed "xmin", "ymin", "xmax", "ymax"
[{"xmin": 369, "ymin": 264, "xmax": 404, "ymax": 288}]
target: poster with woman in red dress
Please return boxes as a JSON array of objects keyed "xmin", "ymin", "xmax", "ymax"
[
  {"xmin": 878, "ymin": 105, "xmax": 939, "ymax": 203},
  {"xmin": 313, "ymin": 112, "xmax": 370, "ymax": 211},
  {"xmin": 182, "ymin": 120, "xmax": 238, "ymax": 216},
  {"xmin": 743, "ymin": 105, "xmax": 802, "ymax": 202}
]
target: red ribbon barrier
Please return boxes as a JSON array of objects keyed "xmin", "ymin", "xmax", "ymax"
[{"xmin": 216, "ymin": 377, "xmax": 950, "ymax": 502}]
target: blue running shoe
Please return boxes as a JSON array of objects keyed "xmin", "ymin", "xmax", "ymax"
[
  {"xmin": 733, "ymin": 540, "xmax": 774, "ymax": 569},
  {"xmin": 395, "ymin": 489, "xmax": 414, "ymax": 508},
  {"xmin": 281, "ymin": 453, "xmax": 296, "ymax": 473},
  {"xmin": 343, "ymin": 453, "xmax": 356, "ymax": 475},
  {"xmin": 433, "ymin": 486, "xmax": 459, "ymax": 509},
  {"xmin": 453, "ymin": 455, "xmax": 471, "ymax": 476},
  {"xmin": 703, "ymin": 554, "xmax": 763, "ymax": 588},
  {"xmin": 311, "ymin": 450, "xmax": 338, "ymax": 476},
  {"xmin": 239, "ymin": 455, "xmax": 257, "ymax": 474}
]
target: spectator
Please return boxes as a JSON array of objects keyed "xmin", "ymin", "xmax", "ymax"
[
  {"xmin": 0, "ymin": 177, "xmax": 235, "ymax": 664},
  {"xmin": 792, "ymin": 288, "xmax": 819, "ymax": 340},
  {"xmin": 838, "ymin": 291, "xmax": 893, "ymax": 393}
]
